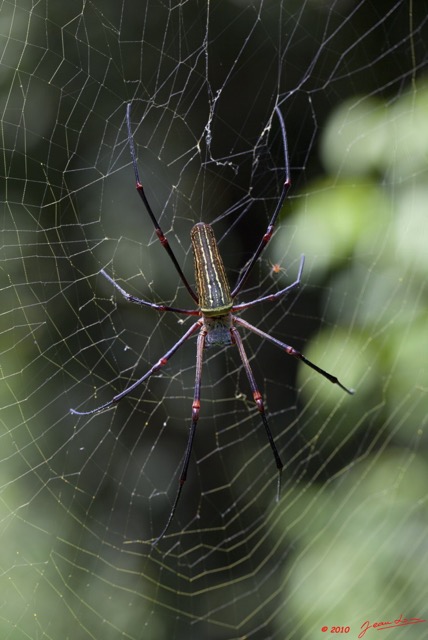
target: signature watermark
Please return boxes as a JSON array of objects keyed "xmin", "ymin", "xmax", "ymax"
[
  {"xmin": 358, "ymin": 614, "xmax": 426, "ymax": 638},
  {"xmin": 320, "ymin": 614, "xmax": 426, "ymax": 637}
]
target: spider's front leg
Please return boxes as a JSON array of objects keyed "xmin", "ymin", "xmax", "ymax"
[
  {"xmin": 152, "ymin": 327, "xmax": 207, "ymax": 545},
  {"xmin": 230, "ymin": 325, "xmax": 283, "ymax": 499}
]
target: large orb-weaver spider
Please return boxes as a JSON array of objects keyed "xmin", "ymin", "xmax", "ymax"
[{"xmin": 71, "ymin": 103, "xmax": 354, "ymax": 544}]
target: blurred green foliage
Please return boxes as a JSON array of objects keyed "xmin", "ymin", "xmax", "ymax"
[{"xmin": 271, "ymin": 80, "xmax": 428, "ymax": 637}]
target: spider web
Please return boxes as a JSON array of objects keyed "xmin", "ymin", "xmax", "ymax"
[{"xmin": 1, "ymin": 1, "xmax": 428, "ymax": 638}]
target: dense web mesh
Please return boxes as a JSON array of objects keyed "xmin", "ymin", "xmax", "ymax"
[{"xmin": 1, "ymin": 1, "xmax": 428, "ymax": 638}]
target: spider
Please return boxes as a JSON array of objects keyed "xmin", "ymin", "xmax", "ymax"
[{"xmin": 71, "ymin": 103, "xmax": 354, "ymax": 544}]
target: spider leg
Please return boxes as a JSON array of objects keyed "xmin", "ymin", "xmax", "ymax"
[
  {"xmin": 230, "ymin": 326, "xmax": 283, "ymax": 500},
  {"xmin": 234, "ymin": 316, "xmax": 355, "ymax": 395},
  {"xmin": 232, "ymin": 254, "xmax": 305, "ymax": 312},
  {"xmin": 70, "ymin": 319, "xmax": 203, "ymax": 416},
  {"xmin": 232, "ymin": 106, "xmax": 291, "ymax": 297},
  {"xmin": 101, "ymin": 269, "xmax": 199, "ymax": 316},
  {"xmin": 126, "ymin": 103, "xmax": 198, "ymax": 304},
  {"xmin": 153, "ymin": 328, "xmax": 206, "ymax": 545}
]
